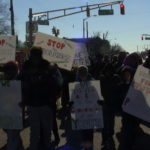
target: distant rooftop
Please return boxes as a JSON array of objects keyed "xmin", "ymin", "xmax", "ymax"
[{"xmin": 66, "ymin": 38, "xmax": 92, "ymax": 44}]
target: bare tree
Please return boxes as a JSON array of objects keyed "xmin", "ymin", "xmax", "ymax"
[
  {"xmin": 87, "ymin": 33, "xmax": 111, "ymax": 59},
  {"xmin": 0, "ymin": 0, "xmax": 10, "ymax": 35},
  {"xmin": 92, "ymin": 31, "xmax": 109, "ymax": 40}
]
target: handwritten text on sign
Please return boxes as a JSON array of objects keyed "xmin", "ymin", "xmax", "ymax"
[
  {"xmin": 47, "ymin": 39, "xmax": 65, "ymax": 49},
  {"xmin": 34, "ymin": 32, "xmax": 76, "ymax": 70},
  {"xmin": 0, "ymin": 40, "xmax": 5, "ymax": 46},
  {"xmin": 123, "ymin": 65, "xmax": 150, "ymax": 123},
  {"xmin": 0, "ymin": 35, "xmax": 16, "ymax": 63},
  {"xmin": 132, "ymin": 70, "xmax": 150, "ymax": 95},
  {"xmin": 0, "ymin": 81, "xmax": 23, "ymax": 129},
  {"xmin": 73, "ymin": 43, "xmax": 91, "ymax": 67},
  {"xmin": 69, "ymin": 81, "xmax": 104, "ymax": 130}
]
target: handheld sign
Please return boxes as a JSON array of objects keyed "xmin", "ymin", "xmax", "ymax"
[
  {"xmin": 122, "ymin": 65, "xmax": 150, "ymax": 123},
  {"xmin": 0, "ymin": 81, "xmax": 23, "ymax": 129},
  {"xmin": 0, "ymin": 35, "xmax": 16, "ymax": 63},
  {"xmin": 69, "ymin": 80, "xmax": 103, "ymax": 130},
  {"xmin": 72, "ymin": 43, "xmax": 90, "ymax": 67},
  {"xmin": 34, "ymin": 32, "xmax": 76, "ymax": 70}
]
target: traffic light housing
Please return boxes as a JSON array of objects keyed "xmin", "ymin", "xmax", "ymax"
[
  {"xmin": 86, "ymin": 6, "xmax": 90, "ymax": 17},
  {"xmin": 57, "ymin": 29, "xmax": 60, "ymax": 35},
  {"xmin": 52, "ymin": 27, "xmax": 56, "ymax": 34},
  {"xmin": 120, "ymin": 4, "xmax": 125, "ymax": 15},
  {"xmin": 141, "ymin": 36, "xmax": 144, "ymax": 40}
]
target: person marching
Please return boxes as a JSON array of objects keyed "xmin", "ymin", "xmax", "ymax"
[{"xmin": 20, "ymin": 47, "xmax": 63, "ymax": 150}]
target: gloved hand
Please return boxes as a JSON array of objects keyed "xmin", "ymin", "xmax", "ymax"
[
  {"xmin": 68, "ymin": 101, "xmax": 74, "ymax": 107},
  {"xmin": 97, "ymin": 100, "xmax": 104, "ymax": 105}
]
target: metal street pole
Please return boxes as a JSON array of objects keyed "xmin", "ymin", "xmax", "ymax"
[
  {"xmin": 83, "ymin": 15, "xmax": 97, "ymax": 38},
  {"xmin": 83, "ymin": 19, "xmax": 85, "ymax": 38},
  {"xmin": 83, "ymin": 18, "xmax": 89, "ymax": 38},
  {"xmin": 83, "ymin": 18, "xmax": 87, "ymax": 38},
  {"xmin": 10, "ymin": 0, "xmax": 15, "ymax": 35},
  {"xmin": 29, "ymin": 8, "xmax": 33, "ymax": 48},
  {"xmin": 86, "ymin": 21, "xmax": 88, "ymax": 38},
  {"xmin": 137, "ymin": 45, "xmax": 139, "ymax": 52}
]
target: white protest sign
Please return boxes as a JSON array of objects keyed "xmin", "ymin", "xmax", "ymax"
[
  {"xmin": 73, "ymin": 43, "xmax": 90, "ymax": 67},
  {"xmin": 34, "ymin": 32, "xmax": 76, "ymax": 70},
  {"xmin": 69, "ymin": 80, "xmax": 103, "ymax": 130},
  {"xmin": 0, "ymin": 81, "xmax": 23, "ymax": 129},
  {"xmin": 122, "ymin": 65, "xmax": 150, "ymax": 123},
  {"xmin": 0, "ymin": 35, "xmax": 16, "ymax": 63}
]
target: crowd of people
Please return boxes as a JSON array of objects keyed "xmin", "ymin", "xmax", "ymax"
[{"xmin": 0, "ymin": 46, "xmax": 150, "ymax": 150}]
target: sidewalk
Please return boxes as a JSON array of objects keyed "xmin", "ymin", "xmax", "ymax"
[{"xmin": 0, "ymin": 117, "xmax": 150, "ymax": 150}]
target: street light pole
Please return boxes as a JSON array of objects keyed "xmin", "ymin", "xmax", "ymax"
[
  {"xmin": 29, "ymin": 8, "xmax": 33, "ymax": 48},
  {"xmin": 10, "ymin": 0, "xmax": 15, "ymax": 35},
  {"xmin": 83, "ymin": 15, "xmax": 97, "ymax": 38},
  {"xmin": 86, "ymin": 21, "xmax": 88, "ymax": 38},
  {"xmin": 83, "ymin": 19, "xmax": 89, "ymax": 38},
  {"xmin": 83, "ymin": 18, "xmax": 86, "ymax": 38}
]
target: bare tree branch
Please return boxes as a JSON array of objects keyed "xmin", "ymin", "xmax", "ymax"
[{"xmin": 0, "ymin": 0, "xmax": 11, "ymax": 35}]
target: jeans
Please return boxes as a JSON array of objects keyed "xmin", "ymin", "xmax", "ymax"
[{"xmin": 29, "ymin": 106, "xmax": 53, "ymax": 150}]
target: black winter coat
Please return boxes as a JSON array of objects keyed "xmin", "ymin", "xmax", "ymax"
[{"xmin": 20, "ymin": 58, "xmax": 63, "ymax": 107}]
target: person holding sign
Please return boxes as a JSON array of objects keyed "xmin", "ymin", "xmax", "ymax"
[
  {"xmin": 100, "ymin": 63, "xmax": 120, "ymax": 150},
  {"xmin": 20, "ymin": 47, "xmax": 63, "ymax": 150},
  {"xmin": 70, "ymin": 66, "xmax": 94, "ymax": 150},
  {"xmin": 143, "ymin": 50, "xmax": 150, "ymax": 69},
  {"xmin": 117, "ymin": 53, "xmax": 142, "ymax": 150},
  {"xmin": 1, "ymin": 61, "xmax": 24, "ymax": 150}
]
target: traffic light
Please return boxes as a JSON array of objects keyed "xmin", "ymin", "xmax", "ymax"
[
  {"xmin": 52, "ymin": 27, "xmax": 56, "ymax": 34},
  {"xmin": 86, "ymin": 6, "xmax": 90, "ymax": 17},
  {"xmin": 120, "ymin": 4, "xmax": 125, "ymax": 15},
  {"xmin": 57, "ymin": 29, "xmax": 60, "ymax": 35},
  {"xmin": 141, "ymin": 36, "xmax": 144, "ymax": 40},
  {"xmin": 98, "ymin": 9, "xmax": 101, "ymax": 15}
]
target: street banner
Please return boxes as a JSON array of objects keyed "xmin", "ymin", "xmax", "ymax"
[
  {"xmin": 73, "ymin": 43, "xmax": 90, "ymax": 67},
  {"xmin": 122, "ymin": 65, "xmax": 150, "ymax": 123},
  {"xmin": 0, "ymin": 81, "xmax": 23, "ymax": 129},
  {"xmin": 0, "ymin": 35, "xmax": 16, "ymax": 63},
  {"xmin": 34, "ymin": 32, "xmax": 76, "ymax": 70},
  {"xmin": 69, "ymin": 80, "xmax": 104, "ymax": 130}
]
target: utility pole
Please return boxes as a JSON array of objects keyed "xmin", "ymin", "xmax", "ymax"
[
  {"xmin": 10, "ymin": 0, "xmax": 15, "ymax": 35},
  {"xmin": 29, "ymin": 8, "xmax": 33, "ymax": 48}
]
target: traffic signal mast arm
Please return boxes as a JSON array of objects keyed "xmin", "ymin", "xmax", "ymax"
[
  {"xmin": 142, "ymin": 34, "xmax": 150, "ymax": 36},
  {"xmin": 32, "ymin": 0, "xmax": 123, "ymax": 21},
  {"xmin": 28, "ymin": 0, "xmax": 124, "ymax": 47}
]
